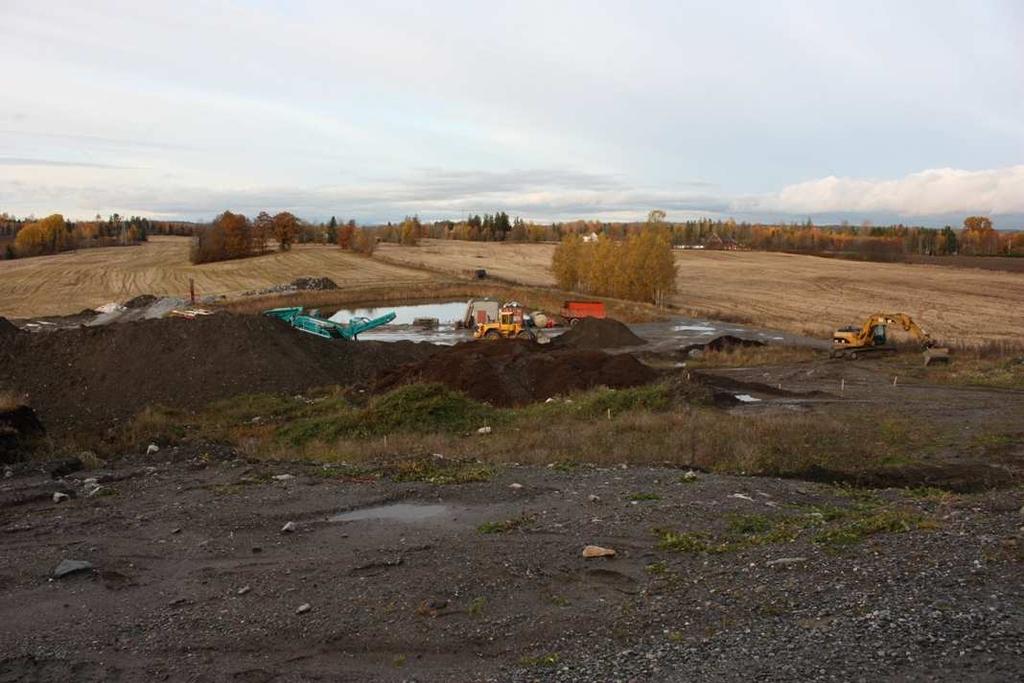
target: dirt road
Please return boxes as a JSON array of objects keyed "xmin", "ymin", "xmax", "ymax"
[{"xmin": 1, "ymin": 449, "xmax": 1021, "ymax": 681}]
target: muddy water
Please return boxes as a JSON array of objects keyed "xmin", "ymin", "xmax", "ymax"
[{"xmin": 331, "ymin": 503, "xmax": 452, "ymax": 523}]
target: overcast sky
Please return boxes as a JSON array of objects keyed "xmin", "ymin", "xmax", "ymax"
[{"xmin": 1, "ymin": 1, "xmax": 1022, "ymax": 225}]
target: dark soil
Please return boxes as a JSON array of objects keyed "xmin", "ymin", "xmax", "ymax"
[
  {"xmin": 552, "ymin": 317, "xmax": 646, "ymax": 350},
  {"xmin": 681, "ymin": 334, "xmax": 765, "ymax": 355},
  {"xmin": 0, "ymin": 406, "xmax": 44, "ymax": 465},
  {"xmin": 122, "ymin": 294, "xmax": 160, "ymax": 309},
  {"xmin": 0, "ymin": 314, "xmax": 437, "ymax": 435},
  {"xmin": 375, "ymin": 339, "xmax": 660, "ymax": 406},
  {"xmin": 0, "ymin": 317, "xmax": 21, "ymax": 338},
  {"xmin": 1, "ymin": 452, "xmax": 1021, "ymax": 681},
  {"xmin": 292, "ymin": 276, "xmax": 338, "ymax": 290}
]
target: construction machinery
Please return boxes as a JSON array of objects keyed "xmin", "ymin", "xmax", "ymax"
[
  {"xmin": 473, "ymin": 302, "xmax": 549, "ymax": 343},
  {"xmin": 264, "ymin": 307, "xmax": 396, "ymax": 340},
  {"xmin": 560, "ymin": 300, "xmax": 606, "ymax": 326},
  {"xmin": 831, "ymin": 313, "xmax": 949, "ymax": 364}
]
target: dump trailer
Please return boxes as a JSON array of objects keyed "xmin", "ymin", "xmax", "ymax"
[
  {"xmin": 264, "ymin": 307, "xmax": 396, "ymax": 340},
  {"xmin": 831, "ymin": 312, "xmax": 949, "ymax": 364},
  {"xmin": 560, "ymin": 300, "xmax": 606, "ymax": 326}
]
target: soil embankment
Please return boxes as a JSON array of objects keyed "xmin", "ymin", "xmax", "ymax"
[
  {"xmin": 0, "ymin": 314, "xmax": 438, "ymax": 434},
  {"xmin": 374, "ymin": 339, "xmax": 658, "ymax": 406}
]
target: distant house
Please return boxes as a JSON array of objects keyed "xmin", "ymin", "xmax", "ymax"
[
  {"xmin": 581, "ymin": 231, "xmax": 600, "ymax": 243},
  {"xmin": 703, "ymin": 233, "xmax": 741, "ymax": 250}
]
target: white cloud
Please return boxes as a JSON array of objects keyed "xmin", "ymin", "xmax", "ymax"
[{"xmin": 751, "ymin": 166, "xmax": 1024, "ymax": 217}]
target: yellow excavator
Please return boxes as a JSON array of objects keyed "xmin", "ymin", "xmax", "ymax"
[{"xmin": 831, "ymin": 313, "xmax": 949, "ymax": 364}]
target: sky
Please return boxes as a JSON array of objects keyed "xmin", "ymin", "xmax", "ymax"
[{"xmin": 1, "ymin": 0, "xmax": 1022, "ymax": 226}]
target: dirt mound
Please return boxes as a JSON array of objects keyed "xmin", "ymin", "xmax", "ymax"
[
  {"xmin": 681, "ymin": 335, "xmax": 765, "ymax": 356},
  {"xmin": 0, "ymin": 314, "xmax": 438, "ymax": 435},
  {"xmin": 0, "ymin": 317, "xmax": 21, "ymax": 338},
  {"xmin": 0, "ymin": 405, "xmax": 45, "ymax": 464},
  {"xmin": 375, "ymin": 340, "xmax": 659, "ymax": 406},
  {"xmin": 123, "ymin": 294, "xmax": 160, "ymax": 309},
  {"xmin": 292, "ymin": 277, "xmax": 338, "ymax": 291},
  {"xmin": 552, "ymin": 318, "xmax": 646, "ymax": 350}
]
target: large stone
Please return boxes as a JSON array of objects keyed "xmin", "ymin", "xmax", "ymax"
[{"xmin": 53, "ymin": 559, "xmax": 93, "ymax": 579}]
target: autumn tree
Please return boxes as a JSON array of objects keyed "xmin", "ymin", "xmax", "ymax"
[
  {"xmin": 400, "ymin": 216, "xmax": 420, "ymax": 246},
  {"xmin": 253, "ymin": 211, "xmax": 273, "ymax": 254},
  {"xmin": 351, "ymin": 227, "xmax": 376, "ymax": 255},
  {"xmin": 337, "ymin": 219, "xmax": 356, "ymax": 249},
  {"xmin": 217, "ymin": 211, "xmax": 251, "ymax": 259},
  {"xmin": 273, "ymin": 212, "xmax": 299, "ymax": 250},
  {"xmin": 14, "ymin": 214, "xmax": 70, "ymax": 257}
]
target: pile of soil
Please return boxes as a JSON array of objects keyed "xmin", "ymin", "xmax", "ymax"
[
  {"xmin": 0, "ymin": 314, "xmax": 437, "ymax": 435},
  {"xmin": 0, "ymin": 405, "xmax": 44, "ymax": 464},
  {"xmin": 292, "ymin": 277, "xmax": 338, "ymax": 291},
  {"xmin": 0, "ymin": 317, "xmax": 21, "ymax": 338},
  {"xmin": 552, "ymin": 317, "xmax": 646, "ymax": 350},
  {"xmin": 375, "ymin": 339, "xmax": 659, "ymax": 406},
  {"xmin": 123, "ymin": 294, "xmax": 160, "ymax": 309},
  {"xmin": 681, "ymin": 335, "xmax": 765, "ymax": 356}
]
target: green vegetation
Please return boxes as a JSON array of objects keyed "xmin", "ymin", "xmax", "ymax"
[
  {"xmin": 657, "ymin": 502, "xmax": 929, "ymax": 554},
  {"xmin": 519, "ymin": 653, "xmax": 560, "ymax": 669},
  {"xmin": 478, "ymin": 514, "xmax": 534, "ymax": 534}
]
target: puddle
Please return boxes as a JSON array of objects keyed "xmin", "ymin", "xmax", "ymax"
[
  {"xmin": 329, "ymin": 301, "xmax": 468, "ymax": 327},
  {"xmin": 331, "ymin": 503, "xmax": 452, "ymax": 523}
]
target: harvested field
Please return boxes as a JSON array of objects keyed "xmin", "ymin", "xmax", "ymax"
[
  {"xmin": 0, "ymin": 236, "xmax": 433, "ymax": 318},
  {"xmin": 0, "ymin": 314, "xmax": 438, "ymax": 435},
  {"xmin": 379, "ymin": 240, "xmax": 1024, "ymax": 344},
  {"xmin": 373, "ymin": 339, "xmax": 658, "ymax": 406}
]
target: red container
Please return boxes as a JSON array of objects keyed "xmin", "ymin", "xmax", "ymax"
[{"xmin": 560, "ymin": 300, "xmax": 606, "ymax": 325}]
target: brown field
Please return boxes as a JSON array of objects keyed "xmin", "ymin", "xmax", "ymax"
[
  {"xmin": 0, "ymin": 236, "xmax": 433, "ymax": 318},
  {"xmin": 378, "ymin": 240, "xmax": 1024, "ymax": 343},
  {"xmin": 2, "ymin": 237, "xmax": 1022, "ymax": 343}
]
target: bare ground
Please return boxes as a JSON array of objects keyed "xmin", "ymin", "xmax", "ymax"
[{"xmin": 1, "ymin": 449, "xmax": 1021, "ymax": 681}]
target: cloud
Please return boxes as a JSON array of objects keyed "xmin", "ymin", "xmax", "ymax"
[
  {"xmin": 0, "ymin": 157, "xmax": 134, "ymax": 170},
  {"xmin": 749, "ymin": 166, "xmax": 1024, "ymax": 217}
]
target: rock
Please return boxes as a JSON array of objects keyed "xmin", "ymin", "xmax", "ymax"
[
  {"xmin": 477, "ymin": 426, "xmax": 492, "ymax": 435},
  {"xmin": 237, "ymin": 585, "xmax": 251, "ymax": 595},
  {"xmin": 582, "ymin": 545, "xmax": 616, "ymax": 558},
  {"xmin": 681, "ymin": 470, "xmax": 698, "ymax": 482},
  {"xmin": 272, "ymin": 474, "xmax": 295, "ymax": 481},
  {"xmin": 146, "ymin": 444, "xmax": 160, "ymax": 455},
  {"xmin": 588, "ymin": 494, "xmax": 601, "ymax": 503},
  {"xmin": 767, "ymin": 557, "xmax": 809, "ymax": 567},
  {"xmin": 52, "ymin": 492, "xmax": 70, "ymax": 503},
  {"xmin": 296, "ymin": 603, "xmax": 311, "ymax": 614},
  {"xmin": 86, "ymin": 485, "xmax": 105, "ymax": 497},
  {"xmin": 171, "ymin": 528, "xmax": 182, "ymax": 534},
  {"xmin": 3, "ymin": 467, "xmax": 12, "ymax": 479},
  {"xmin": 281, "ymin": 521, "xmax": 297, "ymax": 533},
  {"xmin": 509, "ymin": 482, "xmax": 524, "ymax": 490},
  {"xmin": 53, "ymin": 559, "xmax": 93, "ymax": 579}
]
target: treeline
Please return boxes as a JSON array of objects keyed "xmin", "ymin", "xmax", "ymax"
[
  {"xmin": 189, "ymin": 211, "xmax": 375, "ymax": 264},
  {"xmin": 551, "ymin": 216, "xmax": 677, "ymax": 305},
  {"xmin": 377, "ymin": 212, "xmax": 1023, "ymax": 260},
  {"xmin": 1, "ymin": 213, "xmax": 155, "ymax": 259}
]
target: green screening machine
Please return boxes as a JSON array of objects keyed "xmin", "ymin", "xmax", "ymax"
[{"xmin": 263, "ymin": 307, "xmax": 396, "ymax": 340}]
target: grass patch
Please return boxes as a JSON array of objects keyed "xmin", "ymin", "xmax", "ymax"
[
  {"xmin": 657, "ymin": 502, "xmax": 929, "ymax": 554},
  {"xmin": 478, "ymin": 514, "xmax": 534, "ymax": 534},
  {"xmin": 519, "ymin": 653, "xmax": 560, "ymax": 669}
]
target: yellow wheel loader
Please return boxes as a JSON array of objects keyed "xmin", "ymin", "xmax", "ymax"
[{"xmin": 473, "ymin": 303, "xmax": 549, "ymax": 343}]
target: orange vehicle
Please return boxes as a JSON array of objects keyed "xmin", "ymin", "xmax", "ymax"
[{"xmin": 560, "ymin": 300, "xmax": 606, "ymax": 326}]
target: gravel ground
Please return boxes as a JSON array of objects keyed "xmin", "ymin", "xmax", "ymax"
[{"xmin": 1, "ymin": 448, "xmax": 1021, "ymax": 682}]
